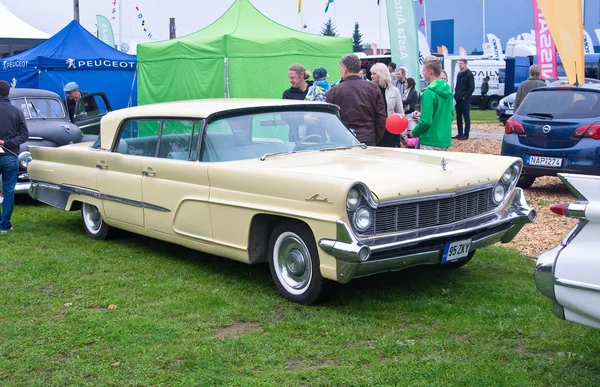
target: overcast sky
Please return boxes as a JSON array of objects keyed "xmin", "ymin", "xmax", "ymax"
[{"xmin": 3, "ymin": 0, "xmax": 393, "ymax": 48}]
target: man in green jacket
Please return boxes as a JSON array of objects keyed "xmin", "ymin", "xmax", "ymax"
[{"xmin": 409, "ymin": 56, "xmax": 454, "ymax": 150}]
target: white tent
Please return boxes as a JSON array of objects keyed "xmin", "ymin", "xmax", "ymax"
[
  {"xmin": 0, "ymin": 3, "xmax": 50, "ymax": 57},
  {"xmin": 0, "ymin": 3, "xmax": 50, "ymax": 39}
]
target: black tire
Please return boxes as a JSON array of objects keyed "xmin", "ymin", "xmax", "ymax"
[
  {"xmin": 488, "ymin": 97, "xmax": 500, "ymax": 110},
  {"xmin": 441, "ymin": 250, "xmax": 476, "ymax": 269},
  {"xmin": 517, "ymin": 175, "xmax": 536, "ymax": 189},
  {"xmin": 268, "ymin": 220, "xmax": 331, "ymax": 305},
  {"xmin": 81, "ymin": 203, "xmax": 114, "ymax": 240}
]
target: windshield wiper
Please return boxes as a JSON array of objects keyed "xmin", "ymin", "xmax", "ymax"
[
  {"xmin": 260, "ymin": 151, "xmax": 295, "ymax": 161},
  {"xmin": 29, "ymin": 100, "xmax": 46, "ymax": 120},
  {"xmin": 526, "ymin": 112, "xmax": 553, "ymax": 119},
  {"xmin": 319, "ymin": 144, "xmax": 368, "ymax": 152}
]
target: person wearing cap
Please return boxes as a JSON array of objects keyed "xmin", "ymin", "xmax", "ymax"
[
  {"xmin": 305, "ymin": 67, "xmax": 331, "ymax": 102},
  {"xmin": 63, "ymin": 82, "xmax": 99, "ymax": 122}
]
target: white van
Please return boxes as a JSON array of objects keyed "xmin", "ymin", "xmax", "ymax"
[{"xmin": 444, "ymin": 56, "xmax": 506, "ymax": 109}]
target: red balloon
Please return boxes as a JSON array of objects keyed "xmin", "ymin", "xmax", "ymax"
[{"xmin": 385, "ymin": 113, "xmax": 409, "ymax": 135}]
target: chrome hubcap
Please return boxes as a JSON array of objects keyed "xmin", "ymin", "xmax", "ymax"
[
  {"xmin": 274, "ymin": 233, "xmax": 312, "ymax": 295},
  {"xmin": 83, "ymin": 203, "xmax": 102, "ymax": 233}
]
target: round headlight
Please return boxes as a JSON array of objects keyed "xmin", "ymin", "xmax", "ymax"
[
  {"xmin": 493, "ymin": 184, "xmax": 506, "ymax": 204},
  {"xmin": 18, "ymin": 151, "xmax": 33, "ymax": 169},
  {"xmin": 346, "ymin": 189, "xmax": 361, "ymax": 210},
  {"xmin": 353, "ymin": 207, "xmax": 372, "ymax": 232},
  {"xmin": 501, "ymin": 168, "xmax": 514, "ymax": 184}
]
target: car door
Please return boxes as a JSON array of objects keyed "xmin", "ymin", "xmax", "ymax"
[
  {"xmin": 141, "ymin": 119, "xmax": 213, "ymax": 241},
  {"xmin": 72, "ymin": 92, "xmax": 112, "ymax": 135},
  {"xmin": 95, "ymin": 119, "xmax": 160, "ymax": 228}
]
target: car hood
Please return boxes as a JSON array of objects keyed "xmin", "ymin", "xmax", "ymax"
[
  {"xmin": 26, "ymin": 119, "xmax": 82, "ymax": 146},
  {"xmin": 235, "ymin": 147, "xmax": 510, "ymax": 203}
]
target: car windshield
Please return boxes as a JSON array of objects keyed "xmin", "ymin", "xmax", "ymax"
[
  {"xmin": 202, "ymin": 109, "xmax": 361, "ymax": 162},
  {"xmin": 518, "ymin": 89, "xmax": 600, "ymax": 119},
  {"xmin": 10, "ymin": 97, "xmax": 65, "ymax": 119}
]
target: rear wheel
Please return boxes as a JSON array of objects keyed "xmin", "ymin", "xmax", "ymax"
[
  {"xmin": 268, "ymin": 220, "xmax": 331, "ymax": 305},
  {"xmin": 81, "ymin": 203, "xmax": 114, "ymax": 240},
  {"xmin": 517, "ymin": 175, "xmax": 536, "ymax": 189}
]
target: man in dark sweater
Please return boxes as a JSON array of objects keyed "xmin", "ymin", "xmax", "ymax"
[
  {"xmin": 0, "ymin": 80, "xmax": 29, "ymax": 233},
  {"xmin": 479, "ymin": 76, "xmax": 490, "ymax": 110},
  {"xmin": 282, "ymin": 64, "xmax": 309, "ymax": 100},
  {"xmin": 454, "ymin": 59, "xmax": 475, "ymax": 140}
]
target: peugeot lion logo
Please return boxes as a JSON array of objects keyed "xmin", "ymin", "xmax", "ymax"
[
  {"xmin": 542, "ymin": 125, "xmax": 552, "ymax": 134},
  {"xmin": 66, "ymin": 58, "xmax": 76, "ymax": 69}
]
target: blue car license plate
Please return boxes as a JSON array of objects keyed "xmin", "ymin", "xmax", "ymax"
[{"xmin": 442, "ymin": 239, "xmax": 472, "ymax": 263}]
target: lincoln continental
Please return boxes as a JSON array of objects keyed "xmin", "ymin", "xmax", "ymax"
[{"xmin": 27, "ymin": 99, "xmax": 536, "ymax": 304}]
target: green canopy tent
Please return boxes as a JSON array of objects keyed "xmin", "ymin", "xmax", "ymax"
[{"xmin": 137, "ymin": 0, "xmax": 352, "ymax": 104}]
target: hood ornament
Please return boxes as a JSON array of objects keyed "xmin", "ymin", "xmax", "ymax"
[{"xmin": 441, "ymin": 158, "xmax": 447, "ymax": 171}]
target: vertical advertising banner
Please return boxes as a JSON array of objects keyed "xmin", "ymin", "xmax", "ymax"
[
  {"xmin": 532, "ymin": 0, "xmax": 557, "ymax": 79},
  {"xmin": 536, "ymin": 0, "xmax": 584, "ymax": 84},
  {"xmin": 96, "ymin": 15, "xmax": 116, "ymax": 48},
  {"xmin": 386, "ymin": 0, "xmax": 420, "ymax": 91}
]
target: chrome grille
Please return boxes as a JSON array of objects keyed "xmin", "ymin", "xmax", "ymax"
[
  {"xmin": 505, "ymin": 102, "xmax": 514, "ymax": 109},
  {"xmin": 374, "ymin": 188, "xmax": 494, "ymax": 234}
]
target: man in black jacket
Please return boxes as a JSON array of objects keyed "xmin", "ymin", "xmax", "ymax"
[
  {"xmin": 0, "ymin": 80, "xmax": 29, "ymax": 233},
  {"xmin": 454, "ymin": 59, "xmax": 475, "ymax": 140},
  {"xmin": 479, "ymin": 76, "xmax": 490, "ymax": 110}
]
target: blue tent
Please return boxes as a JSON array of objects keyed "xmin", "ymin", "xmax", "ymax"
[{"xmin": 0, "ymin": 20, "xmax": 137, "ymax": 109}]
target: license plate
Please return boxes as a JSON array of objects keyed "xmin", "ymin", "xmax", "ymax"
[
  {"xmin": 526, "ymin": 155, "xmax": 563, "ymax": 168},
  {"xmin": 442, "ymin": 239, "xmax": 472, "ymax": 263},
  {"xmin": 505, "ymin": 109, "xmax": 513, "ymax": 115}
]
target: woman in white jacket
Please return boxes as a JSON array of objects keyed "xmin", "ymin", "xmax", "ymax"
[{"xmin": 370, "ymin": 63, "xmax": 404, "ymax": 147}]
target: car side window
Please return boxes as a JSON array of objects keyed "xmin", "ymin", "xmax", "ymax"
[
  {"xmin": 158, "ymin": 120, "xmax": 199, "ymax": 160},
  {"xmin": 74, "ymin": 95, "xmax": 108, "ymax": 120},
  {"xmin": 116, "ymin": 120, "xmax": 161, "ymax": 157}
]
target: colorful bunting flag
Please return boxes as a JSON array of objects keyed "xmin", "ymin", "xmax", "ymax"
[
  {"xmin": 135, "ymin": 5, "xmax": 152, "ymax": 39},
  {"xmin": 325, "ymin": 0, "xmax": 334, "ymax": 12},
  {"xmin": 111, "ymin": 0, "xmax": 117, "ymax": 20}
]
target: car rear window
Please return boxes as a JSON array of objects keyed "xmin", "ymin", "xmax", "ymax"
[{"xmin": 518, "ymin": 89, "xmax": 600, "ymax": 119}]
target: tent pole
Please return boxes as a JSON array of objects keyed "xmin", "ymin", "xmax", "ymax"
[
  {"xmin": 128, "ymin": 69, "xmax": 137, "ymax": 107},
  {"xmin": 119, "ymin": 0, "xmax": 123, "ymax": 49},
  {"xmin": 73, "ymin": 0, "xmax": 80, "ymax": 22},
  {"xmin": 224, "ymin": 57, "xmax": 230, "ymax": 98}
]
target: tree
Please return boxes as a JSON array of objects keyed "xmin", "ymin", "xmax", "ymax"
[
  {"xmin": 321, "ymin": 18, "xmax": 338, "ymax": 37},
  {"xmin": 352, "ymin": 22, "xmax": 363, "ymax": 52}
]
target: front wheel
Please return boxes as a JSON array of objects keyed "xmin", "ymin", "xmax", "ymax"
[
  {"xmin": 517, "ymin": 175, "xmax": 536, "ymax": 189},
  {"xmin": 81, "ymin": 203, "xmax": 114, "ymax": 240},
  {"xmin": 268, "ymin": 221, "xmax": 331, "ymax": 305}
]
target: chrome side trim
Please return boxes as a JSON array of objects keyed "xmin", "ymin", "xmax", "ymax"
[
  {"xmin": 29, "ymin": 182, "xmax": 170, "ymax": 212},
  {"xmin": 562, "ymin": 221, "xmax": 587, "ymax": 246},
  {"xmin": 555, "ymin": 278, "xmax": 600, "ymax": 294}
]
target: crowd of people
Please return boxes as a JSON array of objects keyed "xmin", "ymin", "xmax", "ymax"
[{"xmin": 282, "ymin": 53, "xmax": 457, "ymax": 151}]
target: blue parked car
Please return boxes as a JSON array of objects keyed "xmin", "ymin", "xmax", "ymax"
[{"xmin": 501, "ymin": 84, "xmax": 600, "ymax": 188}]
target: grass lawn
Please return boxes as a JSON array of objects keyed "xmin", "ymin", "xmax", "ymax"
[
  {"xmin": 467, "ymin": 109, "xmax": 499, "ymax": 124},
  {"xmin": 1, "ymin": 200, "xmax": 600, "ymax": 385}
]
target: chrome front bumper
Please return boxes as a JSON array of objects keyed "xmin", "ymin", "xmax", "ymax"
[{"xmin": 319, "ymin": 188, "xmax": 537, "ymax": 284}]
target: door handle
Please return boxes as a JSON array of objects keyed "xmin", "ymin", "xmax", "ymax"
[
  {"xmin": 96, "ymin": 162, "xmax": 108, "ymax": 169},
  {"xmin": 142, "ymin": 169, "xmax": 156, "ymax": 176}
]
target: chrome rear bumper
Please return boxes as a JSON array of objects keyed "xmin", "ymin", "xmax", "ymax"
[{"xmin": 319, "ymin": 188, "xmax": 536, "ymax": 284}]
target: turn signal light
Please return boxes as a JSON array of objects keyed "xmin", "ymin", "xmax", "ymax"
[
  {"xmin": 572, "ymin": 122, "xmax": 600, "ymax": 140},
  {"xmin": 550, "ymin": 203, "xmax": 568, "ymax": 216},
  {"xmin": 505, "ymin": 117, "xmax": 525, "ymax": 135}
]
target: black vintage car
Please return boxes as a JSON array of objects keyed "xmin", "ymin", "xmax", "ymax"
[{"xmin": 2, "ymin": 88, "xmax": 111, "ymax": 194}]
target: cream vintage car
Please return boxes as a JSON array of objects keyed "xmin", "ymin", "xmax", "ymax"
[{"xmin": 28, "ymin": 99, "xmax": 536, "ymax": 304}]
